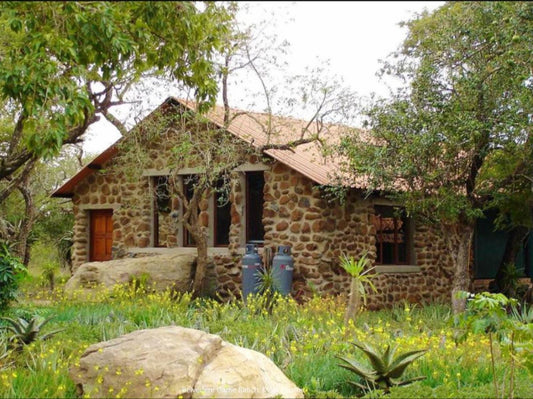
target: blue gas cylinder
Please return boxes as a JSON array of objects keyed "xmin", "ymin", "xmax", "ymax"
[
  {"xmin": 272, "ymin": 245, "xmax": 294, "ymax": 296},
  {"xmin": 242, "ymin": 243, "xmax": 262, "ymax": 300}
]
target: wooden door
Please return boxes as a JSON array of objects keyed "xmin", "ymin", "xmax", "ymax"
[{"xmin": 90, "ymin": 209, "xmax": 113, "ymax": 262}]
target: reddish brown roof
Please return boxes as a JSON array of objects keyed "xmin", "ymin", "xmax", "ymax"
[
  {"xmin": 52, "ymin": 97, "xmax": 359, "ymax": 197},
  {"xmin": 51, "ymin": 144, "xmax": 119, "ymax": 197},
  {"xmin": 52, "ymin": 98, "xmax": 178, "ymax": 198},
  {"xmin": 179, "ymin": 98, "xmax": 353, "ymax": 186}
]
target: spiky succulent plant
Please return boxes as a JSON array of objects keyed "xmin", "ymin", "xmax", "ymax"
[
  {"xmin": 337, "ymin": 341, "xmax": 427, "ymax": 393},
  {"xmin": 0, "ymin": 315, "xmax": 63, "ymax": 349}
]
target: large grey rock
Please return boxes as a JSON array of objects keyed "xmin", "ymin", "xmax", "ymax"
[
  {"xmin": 64, "ymin": 252, "xmax": 196, "ymax": 294},
  {"xmin": 70, "ymin": 326, "xmax": 303, "ymax": 399}
]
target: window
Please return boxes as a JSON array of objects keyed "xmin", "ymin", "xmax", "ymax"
[
  {"xmin": 246, "ymin": 172, "xmax": 265, "ymax": 243},
  {"xmin": 152, "ymin": 176, "xmax": 170, "ymax": 247},
  {"xmin": 154, "ymin": 176, "xmax": 171, "ymax": 213},
  {"xmin": 182, "ymin": 175, "xmax": 232, "ymax": 247},
  {"xmin": 373, "ymin": 205, "xmax": 410, "ymax": 265},
  {"xmin": 214, "ymin": 179, "xmax": 231, "ymax": 246}
]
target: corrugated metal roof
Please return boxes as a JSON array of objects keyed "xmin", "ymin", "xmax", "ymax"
[
  {"xmin": 178, "ymin": 98, "xmax": 355, "ymax": 186},
  {"xmin": 52, "ymin": 97, "xmax": 362, "ymax": 197}
]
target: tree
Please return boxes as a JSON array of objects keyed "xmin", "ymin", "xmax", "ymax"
[
  {"xmin": 0, "ymin": 1, "xmax": 234, "ymax": 204},
  {"xmin": 339, "ymin": 2, "xmax": 533, "ymax": 313},
  {"xmin": 0, "ymin": 146, "xmax": 91, "ymax": 266},
  {"xmin": 182, "ymin": 52, "xmax": 357, "ymax": 294},
  {"xmin": 111, "ymin": 5, "xmax": 358, "ymax": 296},
  {"xmin": 0, "ymin": 2, "xmax": 235, "ymax": 262}
]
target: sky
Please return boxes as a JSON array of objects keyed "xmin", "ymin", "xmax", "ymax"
[{"xmin": 83, "ymin": 1, "xmax": 444, "ymax": 154}]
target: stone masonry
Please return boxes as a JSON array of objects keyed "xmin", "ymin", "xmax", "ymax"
[
  {"xmin": 258, "ymin": 162, "xmax": 454, "ymax": 308},
  {"xmin": 71, "ymin": 144, "xmax": 455, "ymax": 308}
]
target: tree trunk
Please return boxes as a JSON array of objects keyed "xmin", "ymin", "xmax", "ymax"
[
  {"xmin": 191, "ymin": 235, "xmax": 208, "ymax": 296},
  {"xmin": 499, "ymin": 226, "xmax": 528, "ymax": 269},
  {"xmin": 450, "ymin": 224, "xmax": 474, "ymax": 314},
  {"xmin": 15, "ymin": 177, "xmax": 35, "ymax": 266},
  {"xmin": 493, "ymin": 226, "xmax": 529, "ymax": 296},
  {"xmin": 344, "ymin": 278, "xmax": 361, "ymax": 327}
]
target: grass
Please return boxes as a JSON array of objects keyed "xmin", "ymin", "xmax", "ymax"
[{"xmin": 0, "ymin": 278, "xmax": 531, "ymax": 398}]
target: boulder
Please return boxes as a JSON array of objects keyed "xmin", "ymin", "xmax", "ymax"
[
  {"xmin": 64, "ymin": 251, "xmax": 196, "ymax": 294},
  {"xmin": 70, "ymin": 326, "xmax": 303, "ymax": 399}
]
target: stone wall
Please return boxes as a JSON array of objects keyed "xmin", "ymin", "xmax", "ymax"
[
  {"xmin": 255, "ymin": 162, "xmax": 455, "ymax": 308},
  {"xmin": 208, "ymin": 161, "xmax": 455, "ymax": 307},
  {"xmin": 71, "ymin": 164, "xmax": 153, "ymax": 267},
  {"xmin": 70, "ymin": 148, "xmax": 455, "ymax": 308}
]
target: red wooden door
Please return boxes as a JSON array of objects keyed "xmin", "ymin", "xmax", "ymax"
[{"xmin": 90, "ymin": 210, "xmax": 113, "ymax": 262}]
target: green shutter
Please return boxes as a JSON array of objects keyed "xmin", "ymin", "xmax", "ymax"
[
  {"xmin": 474, "ymin": 216, "xmax": 507, "ymax": 279},
  {"xmin": 474, "ymin": 214, "xmax": 532, "ymax": 279}
]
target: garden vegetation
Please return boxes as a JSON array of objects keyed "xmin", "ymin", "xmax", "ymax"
[{"xmin": 0, "ymin": 278, "xmax": 531, "ymax": 398}]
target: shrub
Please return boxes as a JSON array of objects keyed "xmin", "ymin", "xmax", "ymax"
[{"xmin": 0, "ymin": 243, "xmax": 26, "ymax": 312}]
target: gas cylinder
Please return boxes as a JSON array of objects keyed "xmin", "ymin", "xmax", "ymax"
[
  {"xmin": 272, "ymin": 245, "xmax": 294, "ymax": 296},
  {"xmin": 241, "ymin": 243, "xmax": 262, "ymax": 300}
]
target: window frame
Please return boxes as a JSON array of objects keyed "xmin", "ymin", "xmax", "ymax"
[{"xmin": 373, "ymin": 205, "xmax": 414, "ymax": 266}]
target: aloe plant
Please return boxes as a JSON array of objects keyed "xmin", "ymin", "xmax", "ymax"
[
  {"xmin": 339, "ymin": 253, "xmax": 377, "ymax": 326},
  {"xmin": 0, "ymin": 315, "xmax": 63, "ymax": 349},
  {"xmin": 337, "ymin": 341, "xmax": 427, "ymax": 393}
]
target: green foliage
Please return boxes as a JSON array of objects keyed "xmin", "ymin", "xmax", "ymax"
[
  {"xmin": 0, "ymin": 244, "xmax": 26, "ymax": 312},
  {"xmin": 337, "ymin": 341, "xmax": 427, "ymax": 393},
  {"xmin": 253, "ymin": 267, "xmax": 282, "ymax": 314},
  {"xmin": 40, "ymin": 262, "xmax": 59, "ymax": 292},
  {"xmin": 0, "ymin": 283, "xmax": 532, "ymax": 398},
  {"xmin": 128, "ymin": 273, "xmax": 153, "ymax": 294},
  {"xmin": 456, "ymin": 291, "xmax": 517, "ymax": 335},
  {"xmin": 289, "ymin": 355, "xmax": 357, "ymax": 398},
  {"xmin": 0, "ymin": 1, "xmax": 235, "ymax": 186},
  {"xmin": 339, "ymin": 254, "xmax": 376, "ymax": 302},
  {"xmin": 495, "ymin": 263, "xmax": 524, "ymax": 300},
  {"xmin": 255, "ymin": 266, "xmax": 281, "ymax": 295},
  {"xmin": 0, "ymin": 315, "xmax": 63, "ymax": 349},
  {"xmin": 455, "ymin": 291, "xmax": 533, "ymax": 398},
  {"xmin": 339, "ymin": 1, "xmax": 533, "ymax": 227},
  {"xmin": 371, "ymin": 380, "xmax": 533, "ymax": 399}
]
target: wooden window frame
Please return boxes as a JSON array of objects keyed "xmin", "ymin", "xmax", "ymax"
[
  {"xmin": 374, "ymin": 205, "xmax": 410, "ymax": 265},
  {"xmin": 151, "ymin": 176, "xmax": 170, "ymax": 248}
]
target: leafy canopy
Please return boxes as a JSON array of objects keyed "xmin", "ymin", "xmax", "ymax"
[
  {"xmin": 0, "ymin": 1, "xmax": 234, "ymax": 180},
  {"xmin": 340, "ymin": 1, "xmax": 533, "ymax": 227}
]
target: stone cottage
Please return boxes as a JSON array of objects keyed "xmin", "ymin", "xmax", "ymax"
[{"xmin": 52, "ymin": 97, "xmax": 531, "ymax": 307}]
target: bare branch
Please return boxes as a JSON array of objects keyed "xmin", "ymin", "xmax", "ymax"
[
  {"xmin": 258, "ymin": 136, "xmax": 320, "ymax": 152},
  {"xmin": 103, "ymin": 111, "xmax": 128, "ymax": 137},
  {"xmin": 7, "ymin": 113, "xmax": 26, "ymax": 158}
]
